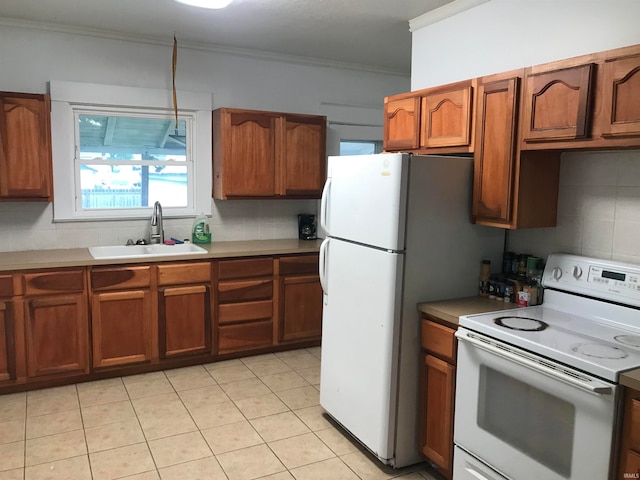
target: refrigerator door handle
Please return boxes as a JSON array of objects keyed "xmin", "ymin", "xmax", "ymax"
[
  {"xmin": 320, "ymin": 177, "xmax": 331, "ymax": 234},
  {"xmin": 319, "ymin": 237, "xmax": 330, "ymax": 294}
]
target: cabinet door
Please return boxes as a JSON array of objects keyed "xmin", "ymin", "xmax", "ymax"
[
  {"xmin": 159, "ymin": 285, "xmax": 211, "ymax": 358},
  {"xmin": 472, "ymin": 77, "xmax": 519, "ymax": 225},
  {"xmin": 0, "ymin": 301, "xmax": 16, "ymax": 382},
  {"xmin": 214, "ymin": 110, "xmax": 276, "ymax": 198},
  {"xmin": 25, "ymin": 294, "xmax": 88, "ymax": 377},
  {"xmin": 383, "ymin": 97, "xmax": 420, "ymax": 150},
  {"xmin": 280, "ymin": 115, "xmax": 326, "ymax": 197},
  {"xmin": 421, "ymin": 353, "xmax": 455, "ymax": 479},
  {"xmin": 421, "ymin": 85, "xmax": 472, "ymax": 148},
  {"xmin": 279, "ymin": 274, "xmax": 322, "ymax": 343},
  {"xmin": 0, "ymin": 94, "xmax": 52, "ymax": 199},
  {"xmin": 602, "ymin": 54, "xmax": 640, "ymax": 137},
  {"xmin": 92, "ymin": 290, "xmax": 153, "ymax": 368},
  {"xmin": 522, "ymin": 64, "xmax": 595, "ymax": 142}
]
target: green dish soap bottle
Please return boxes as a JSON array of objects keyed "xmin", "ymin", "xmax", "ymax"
[{"xmin": 192, "ymin": 212, "xmax": 211, "ymax": 244}]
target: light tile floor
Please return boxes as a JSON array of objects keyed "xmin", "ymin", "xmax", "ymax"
[{"xmin": 0, "ymin": 347, "xmax": 440, "ymax": 480}]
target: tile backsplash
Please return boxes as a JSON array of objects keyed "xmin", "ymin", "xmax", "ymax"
[
  {"xmin": 507, "ymin": 150, "xmax": 640, "ymax": 265},
  {"xmin": 0, "ymin": 199, "xmax": 318, "ymax": 252}
]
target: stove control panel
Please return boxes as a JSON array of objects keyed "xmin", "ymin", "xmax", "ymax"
[{"xmin": 542, "ymin": 253, "xmax": 640, "ymax": 307}]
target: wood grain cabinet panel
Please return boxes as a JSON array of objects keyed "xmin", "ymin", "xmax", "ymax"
[
  {"xmin": 0, "ymin": 93, "xmax": 53, "ymax": 200},
  {"xmin": 421, "ymin": 354, "xmax": 455, "ymax": 479},
  {"xmin": 383, "ymin": 97, "xmax": 421, "ymax": 151},
  {"xmin": 159, "ymin": 285, "xmax": 211, "ymax": 358},
  {"xmin": 157, "ymin": 262, "xmax": 211, "ymax": 286},
  {"xmin": 214, "ymin": 257, "xmax": 274, "ymax": 355},
  {"xmin": 0, "ymin": 301, "xmax": 16, "ymax": 382},
  {"xmin": 282, "ymin": 115, "xmax": 326, "ymax": 197},
  {"xmin": 91, "ymin": 290, "xmax": 153, "ymax": 368},
  {"xmin": 522, "ymin": 64, "xmax": 595, "ymax": 142},
  {"xmin": 213, "ymin": 108, "xmax": 326, "ymax": 199},
  {"xmin": 91, "ymin": 266, "xmax": 151, "ymax": 291},
  {"xmin": 602, "ymin": 53, "xmax": 640, "ymax": 138},
  {"xmin": 278, "ymin": 254, "xmax": 322, "ymax": 344},
  {"xmin": 472, "ymin": 77, "xmax": 519, "ymax": 226},
  {"xmin": 617, "ymin": 389, "xmax": 640, "ymax": 480},
  {"xmin": 420, "ymin": 85, "xmax": 472, "ymax": 149},
  {"xmin": 23, "ymin": 269, "xmax": 85, "ymax": 295},
  {"xmin": 25, "ymin": 294, "xmax": 88, "ymax": 378},
  {"xmin": 420, "ymin": 316, "xmax": 457, "ymax": 480}
]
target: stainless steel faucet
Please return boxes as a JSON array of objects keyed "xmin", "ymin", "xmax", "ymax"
[{"xmin": 150, "ymin": 201, "xmax": 164, "ymax": 244}]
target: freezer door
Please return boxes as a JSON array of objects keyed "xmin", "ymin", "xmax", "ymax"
[
  {"xmin": 319, "ymin": 238, "xmax": 404, "ymax": 464},
  {"xmin": 323, "ymin": 153, "xmax": 408, "ymax": 251}
]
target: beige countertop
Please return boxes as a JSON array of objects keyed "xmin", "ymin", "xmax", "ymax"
[
  {"xmin": 0, "ymin": 239, "xmax": 323, "ymax": 272},
  {"xmin": 418, "ymin": 296, "xmax": 524, "ymax": 328},
  {"xmin": 621, "ymin": 369, "xmax": 640, "ymax": 391}
]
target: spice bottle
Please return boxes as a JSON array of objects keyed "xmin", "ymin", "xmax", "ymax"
[{"xmin": 479, "ymin": 260, "xmax": 491, "ymax": 297}]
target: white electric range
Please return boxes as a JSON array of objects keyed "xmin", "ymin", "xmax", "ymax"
[{"xmin": 453, "ymin": 253, "xmax": 640, "ymax": 480}]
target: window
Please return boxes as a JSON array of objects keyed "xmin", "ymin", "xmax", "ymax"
[
  {"xmin": 50, "ymin": 81, "xmax": 212, "ymax": 221},
  {"xmin": 339, "ymin": 140, "xmax": 383, "ymax": 156}
]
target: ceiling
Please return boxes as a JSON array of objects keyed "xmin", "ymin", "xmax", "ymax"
[{"xmin": 0, "ymin": 0, "xmax": 453, "ymax": 75}]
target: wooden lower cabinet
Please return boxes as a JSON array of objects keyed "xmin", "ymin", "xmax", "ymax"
[
  {"xmin": 0, "ymin": 300, "xmax": 16, "ymax": 381},
  {"xmin": 24, "ymin": 294, "xmax": 89, "ymax": 378},
  {"xmin": 278, "ymin": 255, "xmax": 322, "ymax": 343},
  {"xmin": 91, "ymin": 290, "xmax": 153, "ymax": 368},
  {"xmin": 159, "ymin": 285, "xmax": 211, "ymax": 358},
  {"xmin": 617, "ymin": 388, "xmax": 640, "ymax": 479},
  {"xmin": 420, "ymin": 316, "xmax": 457, "ymax": 480},
  {"xmin": 215, "ymin": 257, "xmax": 274, "ymax": 355}
]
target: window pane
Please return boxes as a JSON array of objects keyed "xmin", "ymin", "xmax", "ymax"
[
  {"xmin": 340, "ymin": 141, "xmax": 379, "ymax": 156},
  {"xmin": 78, "ymin": 115, "xmax": 187, "ymax": 160},
  {"xmin": 80, "ymin": 164, "xmax": 188, "ymax": 209}
]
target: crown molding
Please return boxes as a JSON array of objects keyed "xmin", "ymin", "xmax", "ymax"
[
  {"xmin": 0, "ymin": 17, "xmax": 410, "ymax": 77},
  {"xmin": 409, "ymin": 0, "xmax": 491, "ymax": 32}
]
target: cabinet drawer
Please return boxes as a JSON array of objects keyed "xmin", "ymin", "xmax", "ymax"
[
  {"xmin": 217, "ymin": 320, "xmax": 273, "ymax": 354},
  {"xmin": 421, "ymin": 318, "xmax": 456, "ymax": 363},
  {"xmin": 218, "ymin": 279, "xmax": 273, "ymax": 302},
  {"xmin": 158, "ymin": 262, "xmax": 211, "ymax": 286},
  {"xmin": 0, "ymin": 275, "xmax": 14, "ymax": 297},
  {"xmin": 91, "ymin": 266, "xmax": 152, "ymax": 291},
  {"xmin": 23, "ymin": 269, "xmax": 85, "ymax": 295},
  {"xmin": 218, "ymin": 258, "xmax": 273, "ymax": 280},
  {"xmin": 219, "ymin": 300, "xmax": 273, "ymax": 325},
  {"xmin": 279, "ymin": 255, "xmax": 319, "ymax": 276}
]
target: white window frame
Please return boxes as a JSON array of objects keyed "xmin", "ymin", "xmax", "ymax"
[{"xmin": 50, "ymin": 80, "xmax": 212, "ymax": 221}]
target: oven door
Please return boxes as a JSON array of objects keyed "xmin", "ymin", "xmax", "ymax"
[{"xmin": 454, "ymin": 328, "xmax": 619, "ymax": 480}]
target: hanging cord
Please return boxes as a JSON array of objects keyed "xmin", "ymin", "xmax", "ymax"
[{"xmin": 172, "ymin": 34, "xmax": 179, "ymax": 135}]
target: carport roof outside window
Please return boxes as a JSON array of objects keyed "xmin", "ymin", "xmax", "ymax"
[{"xmin": 174, "ymin": 0, "xmax": 232, "ymax": 8}]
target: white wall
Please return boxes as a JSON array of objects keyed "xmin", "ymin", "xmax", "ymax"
[
  {"xmin": 411, "ymin": 0, "xmax": 640, "ymax": 265},
  {"xmin": 411, "ymin": 0, "xmax": 640, "ymax": 90},
  {"xmin": 0, "ymin": 24, "xmax": 409, "ymax": 252}
]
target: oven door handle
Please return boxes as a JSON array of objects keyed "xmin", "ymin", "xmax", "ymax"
[{"xmin": 456, "ymin": 329, "xmax": 614, "ymax": 396}]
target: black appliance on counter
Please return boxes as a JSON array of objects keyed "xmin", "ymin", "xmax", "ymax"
[{"xmin": 298, "ymin": 214, "xmax": 317, "ymax": 240}]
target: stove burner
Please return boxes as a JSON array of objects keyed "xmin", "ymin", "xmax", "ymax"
[
  {"xmin": 571, "ymin": 342, "xmax": 629, "ymax": 359},
  {"xmin": 494, "ymin": 316, "xmax": 548, "ymax": 332},
  {"xmin": 615, "ymin": 335, "xmax": 640, "ymax": 349}
]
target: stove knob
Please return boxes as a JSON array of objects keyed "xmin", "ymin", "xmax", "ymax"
[
  {"xmin": 572, "ymin": 266, "xmax": 583, "ymax": 279},
  {"xmin": 552, "ymin": 267, "xmax": 563, "ymax": 280}
]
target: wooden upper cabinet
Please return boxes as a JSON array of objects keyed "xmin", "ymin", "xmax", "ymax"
[
  {"xmin": 383, "ymin": 96, "xmax": 420, "ymax": 151},
  {"xmin": 213, "ymin": 109, "xmax": 276, "ymax": 198},
  {"xmin": 281, "ymin": 115, "xmax": 326, "ymax": 197},
  {"xmin": 473, "ymin": 77, "xmax": 519, "ymax": 226},
  {"xmin": 212, "ymin": 108, "xmax": 326, "ymax": 200},
  {"xmin": 602, "ymin": 52, "xmax": 640, "ymax": 138},
  {"xmin": 0, "ymin": 93, "xmax": 53, "ymax": 200},
  {"xmin": 420, "ymin": 83, "xmax": 472, "ymax": 149},
  {"xmin": 521, "ymin": 64, "xmax": 595, "ymax": 143}
]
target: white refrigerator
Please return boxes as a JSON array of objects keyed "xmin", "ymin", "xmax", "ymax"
[{"xmin": 318, "ymin": 152, "xmax": 504, "ymax": 467}]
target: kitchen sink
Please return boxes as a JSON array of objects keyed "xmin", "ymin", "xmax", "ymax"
[{"xmin": 89, "ymin": 243, "xmax": 208, "ymax": 259}]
